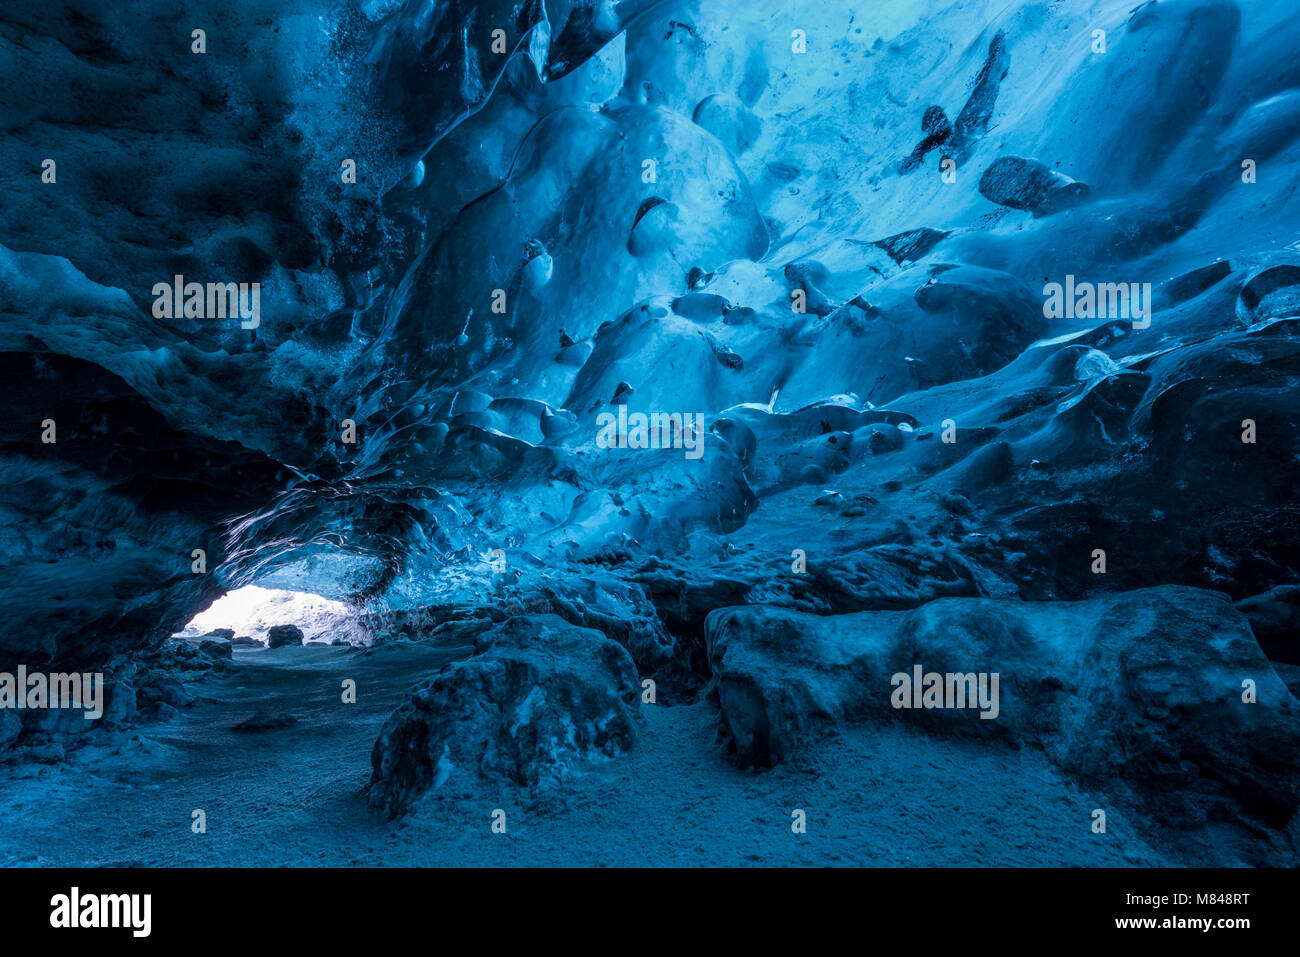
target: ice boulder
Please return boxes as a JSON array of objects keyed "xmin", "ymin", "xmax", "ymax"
[
  {"xmin": 706, "ymin": 587, "xmax": 1300, "ymax": 828},
  {"xmin": 368, "ymin": 615, "xmax": 640, "ymax": 817}
]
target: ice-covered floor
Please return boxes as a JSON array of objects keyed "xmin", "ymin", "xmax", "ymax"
[{"xmin": 0, "ymin": 640, "xmax": 1217, "ymax": 867}]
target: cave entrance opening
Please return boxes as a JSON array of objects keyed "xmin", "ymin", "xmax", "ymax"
[{"xmin": 174, "ymin": 585, "xmax": 361, "ymax": 647}]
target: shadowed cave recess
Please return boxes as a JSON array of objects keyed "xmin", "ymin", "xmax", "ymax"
[{"xmin": 1, "ymin": 0, "xmax": 1299, "ymax": 866}]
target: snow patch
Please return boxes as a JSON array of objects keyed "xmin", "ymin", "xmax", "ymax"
[{"xmin": 176, "ymin": 586, "xmax": 361, "ymax": 646}]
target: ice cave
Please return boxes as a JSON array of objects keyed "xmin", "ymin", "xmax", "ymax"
[{"xmin": 0, "ymin": 0, "xmax": 1298, "ymax": 868}]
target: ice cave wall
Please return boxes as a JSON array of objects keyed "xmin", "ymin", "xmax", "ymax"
[{"xmin": 1, "ymin": 0, "xmax": 1299, "ymax": 693}]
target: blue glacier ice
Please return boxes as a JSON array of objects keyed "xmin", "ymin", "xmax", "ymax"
[{"xmin": 0, "ymin": 0, "xmax": 1298, "ymax": 866}]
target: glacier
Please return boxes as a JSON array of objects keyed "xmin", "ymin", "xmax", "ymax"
[{"xmin": 0, "ymin": 0, "xmax": 1298, "ymax": 866}]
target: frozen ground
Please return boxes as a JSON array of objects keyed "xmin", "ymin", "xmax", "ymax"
[{"xmin": 0, "ymin": 640, "xmax": 1181, "ymax": 867}]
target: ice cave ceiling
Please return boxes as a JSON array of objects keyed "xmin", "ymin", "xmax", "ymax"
[{"xmin": 2, "ymin": 0, "xmax": 1299, "ymax": 689}]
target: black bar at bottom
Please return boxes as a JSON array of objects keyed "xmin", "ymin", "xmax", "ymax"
[{"xmin": 0, "ymin": 866, "xmax": 1284, "ymax": 943}]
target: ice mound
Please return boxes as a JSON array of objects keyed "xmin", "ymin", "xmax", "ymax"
[
  {"xmin": 705, "ymin": 589, "xmax": 1298, "ymax": 837},
  {"xmin": 367, "ymin": 614, "xmax": 639, "ymax": 816}
]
